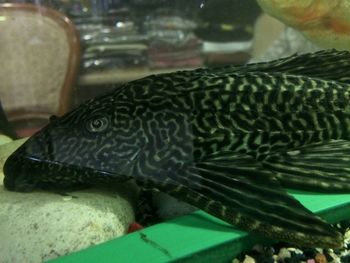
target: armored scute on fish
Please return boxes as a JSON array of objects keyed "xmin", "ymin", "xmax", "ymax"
[{"xmin": 4, "ymin": 49, "xmax": 350, "ymax": 248}]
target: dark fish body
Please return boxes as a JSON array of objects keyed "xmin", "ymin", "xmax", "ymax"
[{"xmin": 4, "ymin": 50, "xmax": 350, "ymax": 248}]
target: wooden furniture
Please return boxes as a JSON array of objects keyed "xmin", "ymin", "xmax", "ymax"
[{"xmin": 0, "ymin": 3, "xmax": 81, "ymax": 137}]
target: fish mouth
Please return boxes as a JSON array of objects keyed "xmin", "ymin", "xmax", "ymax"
[
  {"xmin": 3, "ymin": 153, "xmax": 41, "ymax": 192},
  {"xmin": 3, "ymin": 151, "xmax": 132, "ymax": 192}
]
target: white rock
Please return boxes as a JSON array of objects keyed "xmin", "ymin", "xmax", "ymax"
[
  {"xmin": 243, "ymin": 255, "xmax": 256, "ymax": 263},
  {"xmin": 0, "ymin": 139, "xmax": 137, "ymax": 263},
  {"xmin": 0, "ymin": 134, "xmax": 13, "ymax": 145},
  {"xmin": 344, "ymin": 229, "xmax": 350, "ymax": 245},
  {"xmin": 278, "ymin": 247, "xmax": 291, "ymax": 260}
]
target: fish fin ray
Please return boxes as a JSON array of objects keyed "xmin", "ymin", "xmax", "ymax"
[
  {"xmin": 143, "ymin": 153, "xmax": 342, "ymax": 248},
  {"xmin": 264, "ymin": 139, "xmax": 350, "ymax": 192},
  {"xmin": 226, "ymin": 49, "xmax": 350, "ymax": 84}
]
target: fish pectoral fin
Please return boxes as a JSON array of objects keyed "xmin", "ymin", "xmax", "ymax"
[
  {"xmin": 264, "ymin": 139, "xmax": 350, "ymax": 192},
  {"xmin": 233, "ymin": 49, "xmax": 350, "ymax": 84},
  {"xmin": 145, "ymin": 154, "xmax": 342, "ymax": 248}
]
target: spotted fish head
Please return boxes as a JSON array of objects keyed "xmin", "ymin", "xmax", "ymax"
[{"xmin": 3, "ymin": 91, "xmax": 146, "ymax": 192}]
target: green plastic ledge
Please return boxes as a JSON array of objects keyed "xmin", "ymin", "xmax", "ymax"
[{"xmin": 48, "ymin": 191, "xmax": 350, "ymax": 263}]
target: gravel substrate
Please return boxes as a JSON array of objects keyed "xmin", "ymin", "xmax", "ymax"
[{"xmin": 231, "ymin": 221, "xmax": 350, "ymax": 263}]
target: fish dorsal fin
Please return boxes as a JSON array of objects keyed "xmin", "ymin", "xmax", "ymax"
[
  {"xmin": 130, "ymin": 50, "xmax": 350, "ymax": 95},
  {"xmin": 264, "ymin": 140, "xmax": 350, "ymax": 192},
  {"xmin": 140, "ymin": 152, "xmax": 342, "ymax": 248},
  {"xmin": 215, "ymin": 49, "xmax": 350, "ymax": 84}
]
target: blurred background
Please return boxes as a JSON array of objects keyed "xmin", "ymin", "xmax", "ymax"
[{"xmin": 0, "ymin": 0, "xmax": 319, "ymax": 138}]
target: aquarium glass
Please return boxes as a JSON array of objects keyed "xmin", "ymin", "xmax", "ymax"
[
  {"xmin": 0, "ymin": 0, "xmax": 265, "ymax": 138},
  {"xmin": 5, "ymin": 1, "xmax": 349, "ymax": 263}
]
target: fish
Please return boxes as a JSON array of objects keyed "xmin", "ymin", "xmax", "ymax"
[
  {"xmin": 257, "ymin": 0, "xmax": 350, "ymax": 51},
  {"xmin": 4, "ymin": 49, "xmax": 350, "ymax": 248}
]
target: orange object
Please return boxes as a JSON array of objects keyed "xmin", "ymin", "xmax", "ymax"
[
  {"xmin": 315, "ymin": 253, "xmax": 328, "ymax": 263},
  {"xmin": 257, "ymin": 0, "xmax": 350, "ymax": 50},
  {"xmin": 127, "ymin": 222, "xmax": 144, "ymax": 233}
]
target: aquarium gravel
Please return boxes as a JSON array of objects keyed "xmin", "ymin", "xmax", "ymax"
[{"xmin": 232, "ymin": 221, "xmax": 350, "ymax": 263}]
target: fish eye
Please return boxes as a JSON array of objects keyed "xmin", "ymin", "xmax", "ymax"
[{"xmin": 86, "ymin": 116, "xmax": 109, "ymax": 133}]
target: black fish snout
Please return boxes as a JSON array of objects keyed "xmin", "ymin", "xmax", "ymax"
[
  {"xmin": 3, "ymin": 153, "xmax": 38, "ymax": 192},
  {"xmin": 3, "ymin": 154, "xmax": 16, "ymax": 190}
]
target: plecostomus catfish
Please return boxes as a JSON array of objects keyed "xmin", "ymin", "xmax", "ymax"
[{"xmin": 4, "ymin": 50, "xmax": 350, "ymax": 248}]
